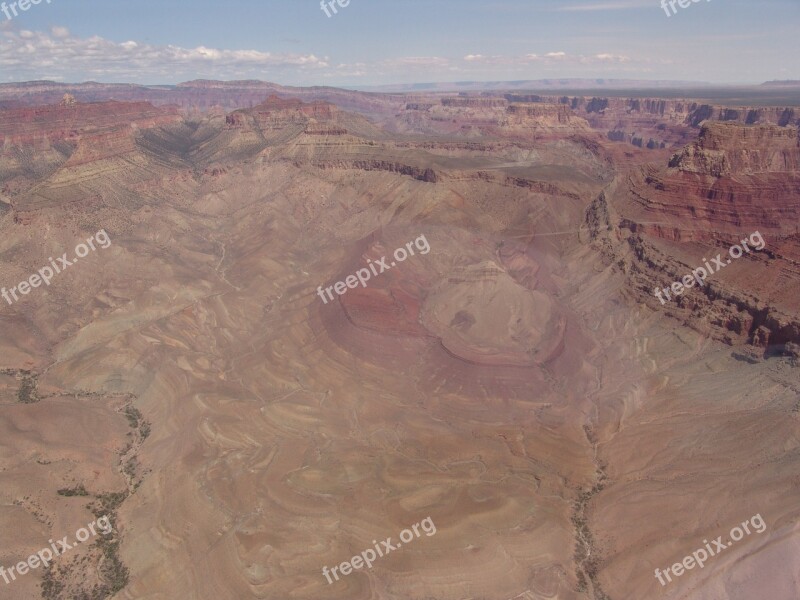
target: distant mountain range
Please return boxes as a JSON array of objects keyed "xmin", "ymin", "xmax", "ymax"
[
  {"xmin": 1, "ymin": 79, "xmax": 799, "ymax": 112},
  {"xmin": 351, "ymin": 78, "xmax": 717, "ymax": 92}
]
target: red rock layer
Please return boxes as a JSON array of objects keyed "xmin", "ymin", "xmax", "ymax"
[
  {"xmin": 591, "ymin": 121, "xmax": 800, "ymax": 350},
  {"xmin": 0, "ymin": 101, "xmax": 180, "ymax": 148}
]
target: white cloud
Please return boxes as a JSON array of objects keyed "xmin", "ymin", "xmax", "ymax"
[
  {"xmin": 464, "ymin": 51, "xmax": 629, "ymax": 66},
  {"xmin": 0, "ymin": 26, "xmax": 330, "ymax": 82},
  {"xmin": 555, "ymin": 0, "xmax": 654, "ymax": 11},
  {"xmin": 0, "ymin": 25, "xmax": 646, "ymax": 86},
  {"xmin": 383, "ymin": 56, "xmax": 450, "ymax": 68},
  {"xmin": 594, "ymin": 53, "xmax": 630, "ymax": 62}
]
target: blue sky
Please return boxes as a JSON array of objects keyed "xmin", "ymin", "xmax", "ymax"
[{"xmin": 1, "ymin": 0, "xmax": 797, "ymax": 86}]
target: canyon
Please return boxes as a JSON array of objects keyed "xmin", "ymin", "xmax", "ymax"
[{"xmin": 0, "ymin": 83, "xmax": 798, "ymax": 600}]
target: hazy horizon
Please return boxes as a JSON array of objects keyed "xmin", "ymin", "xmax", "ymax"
[{"xmin": 1, "ymin": 0, "xmax": 798, "ymax": 86}]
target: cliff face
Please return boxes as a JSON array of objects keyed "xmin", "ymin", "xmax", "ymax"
[
  {"xmin": 441, "ymin": 97, "xmax": 508, "ymax": 108},
  {"xmin": 2, "ymin": 94, "xmax": 606, "ymax": 225},
  {"xmin": 506, "ymin": 102, "xmax": 579, "ymax": 125},
  {"xmin": 590, "ymin": 121, "xmax": 800, "ymax": 351},
  {"xmin": 0, "ymin": 101, "xmax": 181, "ymax": 167},
  {"xmin": 0, "ymin": 101, "xmax": 180, "ymax": 145},
  {"xmin": 2, "ymin": 80, "xmax": 796, "ymax": 138},
  {"xmin": 631, "ymin": 124, "xmax": 800, "ymax": 230},
  {"xmin": 0, "ymin": 101, "xmax": 181, "ymax": 198},
  {"xmin": 5, "ymin": 99, "xmax": 797, "ymax": 357},
  {"xmin": 669, "ymin": 122, "xmax": 800, "ymax": 175},
  {"xmin": 197, "ymin": 95, "xmax": 605, "ymax": 196},
  {"xmin": 501, "ymin": 95, "xmax": 800, "ymax": 152},
  {"xmin": 540, "ymin": 96, "xmax": 800, "ymax": 128},
  {"xmin": 226, "ymin": 95, "xmax": 342, "ymax": 132},
  {"xmin": 395, "ymin": 98, "xmax": 591, "ymax": 139}
]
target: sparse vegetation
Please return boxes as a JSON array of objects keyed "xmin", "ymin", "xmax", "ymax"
[
  {"xmin": 91, "ymin": 491, "xmax": 129, "ymax": 516},
  {"xmin": 90, "ymin": 493, "xmax": 130, "ymax": 597},
  {"xmin": 123, "ymin": 457, "xmax": 138, "ymax": 479},
  {"xmin": 43, "ymin": 490, "xmax": 132, "ymax": 600},
  {"xmin": 57, "ymin": 484, "xmax": 89, "ymax": 497},
  {"xmin": 9, "ymin": 386, "xmax": 145, "ymax": 599},
  {"xmin": 123, "ymin": 406, "xmax": 142, "ymax": 428},
  {"xmin": 41, "ymin": 567, "xmax": 65, "ymax": 599},
  {"xmin": 572, "ymin": 425, "xmax": 612, "ymax": 600},
  {"xmin": 96, "ymin": 537, "xmax": 130, "ymax": 597},
  {"xmin": 123, "ymin": 404, "xmax": 151, "ymax": 440},
  {"xmin": 14, "ymin": 370, "xmax": 40, "ymax": 403}
]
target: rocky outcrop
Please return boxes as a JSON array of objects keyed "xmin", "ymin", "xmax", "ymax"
[
  {"xmin": 541, "ymin": 96, "xmax": 800, "ymax": 128},
  {"xmin": 0, "ymin": 101, "xmax": 182, "ymax": 197},
  {"xmin": 0, "ymin": 101, "xmax": 180, "ymax": 147},
  {"xmin": 500, "ymin": 95, "xmax": 800, "ymax": 152},
  {"xmin": 314, "ymin": 159, "xmax": 438, "ymax": 182},
  {"xmin": 506, "ymin": 102, "xmax": 579, "ymax": 125},
  {"xmin": 226, "ymin": 96, "xmax": 337, "ymax": 129},
  {"xmin": 404, "ymin": 103, "xmax": 434, "ymax": 111},
  {"xmin": 397, "ymin": 99, "xmax": 591, "ymax": 139},
  {"xmin": 442, "ymin": 97, "xmax": 508, "ymax": 108},
  {"xmin": 589, "ymin": 121, "xmax": 800, "ymax": 350},
  {"xmin": 302, "ymin": 125, "xmax": 349, "ymax": 135},
  {"xmin": 669, "ymin": 122, "xmax": 800, "ymax": 175},
  {"xmin": 504, "ymin": 94, "xmax": 545, "ymax": 103}
]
